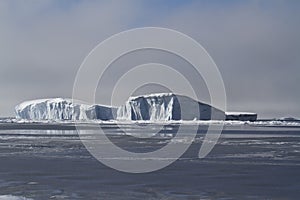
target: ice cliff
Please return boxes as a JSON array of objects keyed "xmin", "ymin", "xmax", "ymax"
[
  {"xmin": 116, "ymin": 93, "xmax": 225, "ymax": 121},
  {"xmin": 15, "ymin": 98, "xmax": 117, "ymax": 121}
]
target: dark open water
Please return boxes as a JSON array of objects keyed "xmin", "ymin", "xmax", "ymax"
[{"xmin": 0, "ymin": 122, "xmax": 300, "ymax": 199}]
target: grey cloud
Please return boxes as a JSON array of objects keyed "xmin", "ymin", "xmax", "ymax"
[
  {"xmin": 0, "ymin": 0, "xmax": 299, "ymax": 118},
  {"xmin": 157, "ymin": 1, "xmax": 300, "ymax": 118},
  {"xmin": 0, "ymin": 0, "xmax": 143, "ymax": 116}
]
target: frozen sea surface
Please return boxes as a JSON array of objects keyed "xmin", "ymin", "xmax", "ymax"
[{"xmin": 0, "ymin": 122, "xmax": 299, "ymax": 199}]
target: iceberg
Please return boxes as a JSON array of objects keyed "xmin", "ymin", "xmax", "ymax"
[
  {"xmin": 225, "ymin": 112, "xmax": 257, "ymax": 121},
  {"xmin": 116, "ymin": 93, "xmax": 225, "ymax": 121},
  {"xmin": 277, "ymin": 117, "xmax": 299, "ymax": 121},
  {"xmin": 15, "ymin": 94, "xmax": 258, "ymax": 122},
  {"xmin": 15, "ymin": 98, "xmax": 117, "ymax": 121}
]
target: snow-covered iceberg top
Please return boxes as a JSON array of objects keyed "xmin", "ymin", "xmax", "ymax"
[{"xmin": 128, "ymin": 92, "xmax": 174, "ymax": 100}]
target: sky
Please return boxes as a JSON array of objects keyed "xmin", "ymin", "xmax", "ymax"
[{"xmin": 0, "ymin": 0, "xmax": 300, "ymax": 118}]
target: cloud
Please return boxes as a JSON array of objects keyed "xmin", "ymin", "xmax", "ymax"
[
  {"xmin": 158, "ymin": 0, "xmax": 300, "ymax": 118},
  {"xmin": 0, "ymin": 0, "xmax": 299, "ymax": 118},
  {"xmin": 0, "ymin": 0, "xmax": 143, "ymax": 116}
]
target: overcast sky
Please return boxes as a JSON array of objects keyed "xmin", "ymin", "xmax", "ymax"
[{"xmin": 0, "ymin": 0, "xmax": 299, "ymax": 118}]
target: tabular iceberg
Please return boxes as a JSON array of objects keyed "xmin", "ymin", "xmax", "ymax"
[
  {"xmin": 15, "ymin": 98, "xmax": 117, "ymax": 121},
  {"xmin": 116, "ymin": 93, "xmax": 225, "ymax": 121},
  {"xmin": 15, "ymin": 93, "xmax": 257, "ymax": 121},
  {"xmin": 225, "ymin": 112, "xmax": 257, "ymax": 121}
]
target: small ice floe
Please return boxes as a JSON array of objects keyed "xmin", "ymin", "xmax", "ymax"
[
  {"xmin": 0, "ymin": 195, "xmax": 33, "ymax": 200},
  {"xmin": 27, "ymin": 182, "xmax": 38, "ymax": 185}
]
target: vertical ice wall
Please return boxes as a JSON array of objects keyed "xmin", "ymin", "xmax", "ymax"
[
  {"xmin": 117, "ymin": 93, "xmax": 225, "ymax": 121},
  {"xmin": 15, "ymin": 98, "xmax": 117, "ymax": 121}
]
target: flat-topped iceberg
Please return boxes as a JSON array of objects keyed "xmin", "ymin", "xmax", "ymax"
[
  {"xmin": 117, "ymin": 93, "xmax": 225, "ymax": 121},
  {"xmin": 225, "ymin": 112, "xmax": 257, "ymax": 121},
  {"xmin": 15, "ymin": 93, "xmax": 257, "ymax": 122},
  {"xmin": 15, "ymin": 98, "xmax": 117, "ymax": 121}
]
